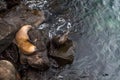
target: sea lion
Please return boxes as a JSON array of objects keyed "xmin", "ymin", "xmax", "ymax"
[
  {"xmin": 0, "ymin": 60, "xmax": 20, "ymax": 80},
  {"xmin": 15, "ymin": 25, "xmax": 37, "ymax": 55},
  {"xmin": 15, "ymin": 25, "xmax": 49, "ymax": 70},
  {"xmin": 51, "ymin": 31, "xmax": 70, "ymax": 48},
  {"xmin": 48, "ymin": 31, "xmax": 74, "ymax": 66}
]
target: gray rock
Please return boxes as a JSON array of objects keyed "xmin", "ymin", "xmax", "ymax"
[
  {"xmin": 3, "ymin": 4, "xmax": 45, "ymax": 27},
  {"xmin": 48, "ymin": 0, "xmax": 70, "ymax": 15},
  {"xmin": 0, "ymin": 18, "xmax": 16, "ymax": 54}
]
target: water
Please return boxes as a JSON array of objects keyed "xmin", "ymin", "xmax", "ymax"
[{"xmin": 24, "ymin": 0, "xmax": 120, "ymax": 80}]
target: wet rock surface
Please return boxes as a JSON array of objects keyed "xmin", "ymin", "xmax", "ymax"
[
  {"xmin": 5, "ymin": 0, "xmax": 20, "ymax": 9},
  {"xmin": 3, "ymin": 5, "xmax": 45, "ymax": 28},
  {"xmin": 0, "ymin": 43, "xmax": 19, "ymax": 65},
  {"xmin": 48, "ymin": 0, "xmax": 70, "ymax": 15},
  {"xmin": 0, "ymin": 3, "xmax": 45, "ymax": 54},
  {"xmin": 20, "ymin": 50, "xmax": 50, "ymax": 71},
  {"xmin": 0, "ymin": 18, "xmax": 16, "ymax": 54},
  {"xmin": 0, "ymin": 0, "xmax": 20, "ymax": 17}
]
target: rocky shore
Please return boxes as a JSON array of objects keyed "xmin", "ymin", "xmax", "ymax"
[{"xmin": 0, "ymin": 0, "xmax": 75, "ymax": 80}]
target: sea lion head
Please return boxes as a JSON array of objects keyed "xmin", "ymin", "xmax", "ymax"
[
  {"xmin": 15, "ymin": 24, "xmax": 33, "ymax": 41},
  {"xmin": 20, "ymin": 25, "xmax": 32, "ymax": 32}
]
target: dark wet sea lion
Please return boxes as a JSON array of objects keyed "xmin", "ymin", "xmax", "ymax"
[
  {"xmin": 48, "ymin": 31, "xmax": 75, "ymax": 66},
  {"xmin": 50, "ymin": 31, "xmax": 70, "ymax": 49}
]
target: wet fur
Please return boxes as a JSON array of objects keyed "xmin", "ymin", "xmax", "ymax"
[{"xmin": 15, "ymin": 25, "xmax": 37, "ymax": 55}]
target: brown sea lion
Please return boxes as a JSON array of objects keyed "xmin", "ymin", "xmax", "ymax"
[
  {"xmin": 15, "ymin": 25, "xmax": 37, "ymax": 55},
  {"xmin": 15, "ymin": 25, "xmax": 49, "ymax": 70}
]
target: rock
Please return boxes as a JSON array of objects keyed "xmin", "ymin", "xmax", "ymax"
[
  {"xmin": 0, "ymin": 19, "xmax": 16, "ymax": 54},
  {"xmin": 0, "ymin": 60, "xmax": 20, "ymax": 80},
  {"xmin": 20, "ymin": 51, "xmax": 49, "ymax": 71},
  {"xmin": 48, "ymin": 0, "xmax": 70, "ymax": 15},
  {"xmin": 0, "ymin": 0, "xmax": 7, "ymax": 11},
  {"xmin": 22, "ymin": 69, "xmax": 45, "ymax": 80},
  {"xmin": 0, "ymin": 3, "xmax": 45, "ymax": 54},
  {"xmin": 5, "ymin": 0, "xmax": 20, "ymax": 9},
  {"xmin": 20, "ymin": 29, "xmax": 49, "ymax": 71},
  {"xmin": 3, "ymin": 4, "xmax": 45, "ymax": 27},
  {"xmin": 28, "ymin": 29, "xmax": 49, "ymax": 51},
  {"xmin": 0, "ymin": 43, "xmax": 19, "ymax": 65},
  {"xmin": 48, "ymin": 32, "xmax": 75, "ymax": 66},
  {"xmin": 0, "ymin": 0, "xmax": 20, "ymax": 17}
]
